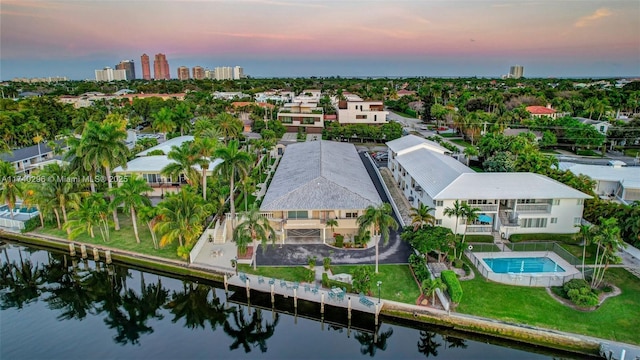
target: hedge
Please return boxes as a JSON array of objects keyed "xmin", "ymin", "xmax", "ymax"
[
  {"xmin": 21, "ymin": 217, "xmax": 41, "ymax": 233},
  {"xmin": 322, "ymin": 272, "xmax": 353, "ymax": 293},
  {"xmin": 509, "ymin": 233, "xmax": 576, "ymax": 243},
  {"xmin": 441, "ymin": 270, "xmax": 463, "ymax": 303}
]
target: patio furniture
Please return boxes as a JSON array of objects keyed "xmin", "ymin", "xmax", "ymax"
[
  {"xmin": 258, "ymin": 277, "xmax": 265, "ymax": 284},
  {"xmin": 311, "ymin": 284, "xmax": 319, "ymax": 294},
  {"xmin": 280, "ymin": 280, "xmax": 288, "ymax": 288},
  {"xmin": 239, "ymin": 273, "xmax": 248, "ymax": 282},
  {"xmin": 337, "ymin": 291, "xmax": 345, "ymax": 302},
  {"xmin": 328, "ymin": 291, "xmax": 336, "ymax": 300},
  {"xmin": 304, "ymin": 284, "xmax": 311, "ymax": 292},
  {"xmin": 269, "ymin": 278, "xmax": 275, "ymax": 285},
  {"xmin": 292, "ymin": 282, "xmax": 299, "ymax": 290}
]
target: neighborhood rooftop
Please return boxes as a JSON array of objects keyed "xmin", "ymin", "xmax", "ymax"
[
  {"xmin": 434, "ymin": 173, "xmax": 592, "ymax": 200},
  {"xmin": 0, "ymin": 139, "xmax": 66, "ymax": 163},
  {"xmin": 136, "ymin": 135, "xmax": 194, "ymax": 156},
  {"xmin": 386, "ymin": 134, "xmax": 450, "ymax": 155},
  {"xmin": 260, "ymin": 140, "xmax": 381, "ymax": 211},
  {"xmin": 559, "ymin": 162, "xmax": 640, "ymax": 189},
  {"xmin": 113, "ymin": 155, "xmax": 222, "ymax": 173}
]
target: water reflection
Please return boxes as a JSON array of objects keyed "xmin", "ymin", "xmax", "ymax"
[{"xmin": 0, "ymin": 243, "xmax": 590, "ymax": 359}]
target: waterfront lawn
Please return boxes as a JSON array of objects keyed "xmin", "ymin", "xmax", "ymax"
[
  {"xmin": 238, "ymin": 265, "xmax": 314, "ymax": 283},
  {"xmin": 450, "ymin": 139, "xmax": 472, "ymax": 148},
  {"xmin": 33, "ymin": 214, "xmax": 181, "ymax": 261},
  {"xmin": 330, "ymin": 265, "xmax": 421, "ymax": 304},
  {"xmin": 457, "ymin": 267, "xmax": 640, "ymax": 345}
]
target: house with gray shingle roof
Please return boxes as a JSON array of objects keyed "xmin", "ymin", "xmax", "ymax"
[
  {"xmin": 260, "ymin": 140, "xmax": 381, "ymax": 243},
  {"xmin": 0, "ymin": 140, "xmax": 67, "ymax": 175}
]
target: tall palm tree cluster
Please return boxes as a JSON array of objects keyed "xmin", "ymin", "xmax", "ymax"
[{"xmin": 1, "ymin": 109, "xmax": 262, "ymax": 259}]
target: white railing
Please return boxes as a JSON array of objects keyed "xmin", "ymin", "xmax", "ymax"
[
  {"xmin": 0, "ymin": 217, "xmax": 25, "ymax": 230},
  {"xmin": 466, "ymin": 226, "xmax": 492, "ymax": 233},
  {"xmin": 516, "ymin": 204, "xmax": 551, "ymax": 213}
]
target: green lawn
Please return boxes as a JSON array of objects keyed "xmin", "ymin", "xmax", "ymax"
[
  {"xmin": 623, "ymin": 148, "xmax": 639, "ymax": 157},
  {"xmin": 238, "ymin": 265, "xmax": 314, "ymax": 283},
  {"xmin": 464, "ymin": 235, "xmax": 494, "ymax": 243},
  {"xmin": 450, "ymin": 139, "xmax": 472, "ymax": 148},
  {"xmin": 457, "ymin": 267, "xmax": 640, "ymax": 345},
  {"xmin": 470, "ymin": 166, "xmax": 484, "ymax": 172},
  {"xmin": 390, "ymin": 110, "xmax": 417, "ymax": 119},
  {"xmin": 330, "ymin": 264, "xmax": 421, "ymax": 304},
  {"xmin": 540, "ymin": 149, "xmax": 560, "ymax": 154},
  {"xmin": 33, "ymin": 213, "xmax": 181, "ymax": 260},
  {"xmin": 439, "ymin": 132, "xmax": 459, "ymax": 138}
]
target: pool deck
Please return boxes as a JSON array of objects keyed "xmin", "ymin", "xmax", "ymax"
[{"xmin": 469, "ymin": 251, "xmax": 581, "ymax": 287}]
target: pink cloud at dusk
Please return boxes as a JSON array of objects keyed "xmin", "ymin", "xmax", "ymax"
[{"xmin": 1, "ymin": 0, "xmax": 638, "ymax": 78}]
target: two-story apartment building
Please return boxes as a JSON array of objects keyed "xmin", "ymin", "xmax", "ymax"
[
  {"xmin": 559, "ymin": 161, "xmax": 640, "ymax": 205},
  {"xmin": 387, "ymin": 135, "xmax": 591, "ymax": 239},
  {"xmin": 260, "ymin": 140, "xmax": 382, "ymax": 243},
  {"xmin": 276, "ymin": 102, "xmax": 325, "ymax": 133},
  {"xmin": 337, "ymin": 101, "xmax": 388, "ymax": 125}
]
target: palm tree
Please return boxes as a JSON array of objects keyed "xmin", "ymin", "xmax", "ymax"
[
  {"xmin": 357, "ymin": 203, "xmax": 399, "ymax": 274},
  {"xmin": 354, "ymin": 327, "xmax": 394, "ymax": 357},
  {"xmin": 239, "ymin": 175, "xmax": 256, "ymax": 212},
  {"xmin": 409, "ymin": 203, "xmax": 435, "ymax": 231},
  {"xmin": 443, "ymin": 200, "xmax": 465, "ymax": 236},
  {"xmin": 459, "ymin": 203, "xmax": 480, "ymax": 259},
  {"xmin": 193, "ymin": 117, "xmax": 222, "ymax": 140},
  {"xmin": 0, "ymin": 161, "xmax": 23, "ymax": 220},
  {"xmin": 463, "ymin": 146, "xmax": 478, "ymax": 167},
  {"xmin": 576, "ymin": 223, "xmax": 594, "ymax": 279},
  {"xmin": 325, "ymin": 218, "xmax": 338, "ymax": 234},
  {"xmin": 213, "ymin": 113, "xmax": 243, "ymax": 144},
  {"xmin": 161, "ymin": 141, "xmax": 200, "ymax": 187},
  {"xmin": 152, "ymin": 107, "xmax": 176, "ymax": 140},
  {"xmin": 77, "ymin": 120, "xmax": 129, "ymax": 231},
  {"xmin": 417, "ymin": 330, "xmax": 441, "ymax": 358},
  {"xmin": 233, "ymin": 204, "xmax": 276, "ymax": 270},
  {"xmin": 64, "ymin": 193, "xmax": 111, "ymax": 242},
  {"xmin": 590, "ymin": 217, "xmax": 625, "ymax": 288},
  {"xmin": 154, "ymin": 188, "xmax": 207, "ymax": 256},
  {"xmin": 39, "ymin": 163, "xmax": 84, "ymax": 231},
  {"xmin": 421, "ymin": 278, "xmax": 447, "ymax": 306},
  {"xmin": 138, "ymin": 206, "xmax": 160, "ymax": 249},
  {"xmin": 111, "ymin": 175, "xmax": 152, "ymax": 244},
  {"xmin": 172, "ymin": 103, "xmax": 193, "ymax": 136},
  {"xmin": 214, "ymin": 140, "xmax": 252, "ymax": 226},
  {"xmin": 192, "ymin": 137, "xmax": 219, "ymax": 200}
]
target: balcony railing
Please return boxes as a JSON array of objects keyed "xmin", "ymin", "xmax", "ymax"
[
  {"xmin": 516, "ymin": 204, "xmax": 551, "ymax": 213},
  {"xmin": 474, "ymin": 204, "xmax": 498, "ymax": 212},
  {"xmin": 466, "ymin": 226, "xmax": 493, "ymax": 233}
]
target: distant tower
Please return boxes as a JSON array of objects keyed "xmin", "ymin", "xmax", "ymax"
[
  {"xmin": 141, "ymin": 54, "xmax": 151, "ymax": 80},
  {"xmin": 233, "ymin": 66, "xmax": 244, "ymax": 80},
  {"xmin": 177, "ymin": 66, "xmax": 190, "ymax": 80},
  {"xmin": 509, "ymin": 65, "xmax": 524, "ymax": 79},
  {"xmin": 192, "ymin": 66, "xmax": 205, "ymax": 80},
  {"xmin": 153, "ymin": 53, "xmax": 170, "ymax": 80},
  {"xmin": 116, "ymin": 60, "xmax": 136, "ymax": 80}
]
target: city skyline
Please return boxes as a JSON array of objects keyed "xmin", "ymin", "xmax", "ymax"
[{"xmin": 1, "ymin": 0, "xmax": 639, "ymax": 80}]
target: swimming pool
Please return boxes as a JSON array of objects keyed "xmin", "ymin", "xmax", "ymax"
[
  {"xmin": 0, "ymin": 204, "xmax": 38, "ymax": 214},
  {"xmin": 482, "ymin": 257, "xmax": 565, "ymax": 274}
]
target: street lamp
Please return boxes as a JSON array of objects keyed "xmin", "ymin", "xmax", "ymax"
[{"xmin": 376, "ymin": 281, "xmax": 382, "ymax": 304}]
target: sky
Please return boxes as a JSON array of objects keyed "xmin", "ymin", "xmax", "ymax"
[{"xmin": 1, "ymin": 0, "xmax": 639, "ymax": 80}]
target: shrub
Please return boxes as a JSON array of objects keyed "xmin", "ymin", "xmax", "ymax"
[
  {"xmin": 462, "ymin": 263, "xmax": 471, "ymax": 276},
  {"xmin": 21, "ymin": 217, "xmax": 41, "ymax": 233},
  {"xmin": 441, "ymin": 270, "xmax": 463, "ymax": 303},
  {"xmin": 323, "ymin": 257, "xmax": 331, "ymax": 271},
  {"xmin": 452, "ymin": 259, "xmax": 463, "ymax": 269},
  {"xmin": 563, "ymin": 279, "xmax": 598, "ymax": 306},
  {"xmin": 352, "ymin": 266, "xmax": 373, "ymax": 294},
  {"xmin": 334, "ymin": 234, "xmax": 344, "ymax": 248},
  {"xmin": 408, "ymin": 253, "xmax": 431, "ymax": 284},
  {"xmin": 322, "ymin": 272, "xmax": 353, "ymax": 292}
]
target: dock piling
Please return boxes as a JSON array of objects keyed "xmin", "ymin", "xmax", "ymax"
[
  {"xmin": 320, "ymin": 293, "xmax": 325, "ymax": 314},
  {"xmin": 293, "ymin": 288, "xmax": 297, "ymax": 309},
  {"xmin": 93, "ymin": 247, "xmax": 99, "ymax": 261},
  {"xmin": 69, "ymin": 243, "xmax": 76, "ymax": 257},
  {"xmin": 270, "ymin": 284, "xmax": 275, "ymax": 304},
  {"xmin": 80, "ymin": 244, "xmax": 87, "ymax": 258},
  {"xmin": 223, "ymin": 274, "xmax": 228, "ymax": 293},
  {"xmin": 245, "ymin": 279, "xmax": 250, "ymax": 299},
  {"xmin": 347, "ymin": 297, "xmax": 352, "ymax": 319},
  {"xmin": 105, "ymin": 250, "xmax": 112, "ymax": 264}
]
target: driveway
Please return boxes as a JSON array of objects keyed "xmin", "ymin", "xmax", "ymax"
[{"xmin": 256, "ymin": 152, "xmax": 413, "ymax": 266}]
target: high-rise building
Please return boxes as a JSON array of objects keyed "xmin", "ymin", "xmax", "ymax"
[
  {"xmin": 233, "ymin": 66, "xmax": 244, "ymax": 80},
  {"xmin": 153, "ymin": 53, "xmax": 170, "ymax": 80},
  {"xmin": 141, "ymin": 54, "xmax": 151, "ymax": 80},
  {"xmin": 177, "ymin": 66, "xmax": 190, "ymax": 80},
  {"xmin": 192, "ymin": 66, "xmax": 205, "ymax": 80},
  {"xmin": 95, "ymin": 67, "xmax": 127, "ymax": 82},
  {"xmin": 509, "ymin": 65, "xmax": 524, "ymax": 79},
  {"xmin": 116, "ymin": 60, "xmax": 136, "ymax": 80}
]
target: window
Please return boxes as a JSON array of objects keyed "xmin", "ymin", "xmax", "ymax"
[
  {"xmin": 374, "ymin": 115, "xmax": 377, "ymax": 121},
  {"xmin": 436, "ymin": 201, "xmax": 443, "ymax": 207},
  {"xmin": 577, "ymin": 199, "xmax": 584, "ymax": 205},
  {"xmin": 550, "ymin": 217, "xmax": 557, "ymax": 224},
  {"xmin": 553, "ymin": 199, "xmax": 560, "ymax": 205},
  {"xmin": 301, "ymin": 117, "xmax": 316, "ymax": 124},
  {"xmin": 280, "ymin": 116, "xmax": 293, "ymax": 124},
  {"xmin": 345, "ymin": 212, "xmax": 358, "ymax": 219},
  {"xmin": 287, "ymin": 211, "xmax": 308, "ymax": 219},
  {"xmin": 435, "ymin": 219, "xmax": 442, "ymax": 225},
  {"xmin": 356, "ymin": 115, "xmax": 367, "ymax": 119},
  {"xmin": 520, "ymin": 218, "xmax": 547, "ymax": 228}
]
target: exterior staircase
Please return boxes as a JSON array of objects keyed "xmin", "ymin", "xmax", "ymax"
[{"xmin": 213, "ymin": 219, "xmax": 227, "ymax": 244}]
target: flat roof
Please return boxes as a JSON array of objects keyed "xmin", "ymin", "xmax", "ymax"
[
  {"xmin": 560, "ymin": 162, "xmax": 640, "ymax": 189},
  {"xmin": 113, "ymin": 155, "xmax": 222, "ymax": 173},
  {"xmin": 386, "ymin": 134, "xmax": 450, "ymax": 155},
  {"xmin": 434, "ymin": 173, "xmax": 592, "ymax": 200}
]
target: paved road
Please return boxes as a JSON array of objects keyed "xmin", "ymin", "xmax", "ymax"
[{"xmin": 256, "ymin": 152, "xmax": 413, "ymax": 266}]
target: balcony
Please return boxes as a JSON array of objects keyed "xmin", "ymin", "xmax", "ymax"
[
  {"xmin": 474, "ymin": 204, "xmax": 498, "ymax": 212},
  {"xmin": 466, "ymin": 225, "xmax": 493, "ymax": 233},
  {"xmin": 516, "ymin": 204, "xmax": 551, "ymax": 213}
]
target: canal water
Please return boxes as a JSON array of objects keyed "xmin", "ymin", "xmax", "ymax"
[{"xmin": 0, "ymin": 242, "xmax": 595, "ymax": 359}]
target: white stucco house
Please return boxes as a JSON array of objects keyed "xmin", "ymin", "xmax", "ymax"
[
  {"xmin": 575, "ymin": 117, "xmax": 611, "ymax": 135},
  {"xmin": 259, "ymin": 140, "xmax": 382, "ymax": 243},
  {"xmin": 387, "ymin": 135, "xmax": 592, "ymax": 239},
  {"xmin": 559, "ymin": 161, "xmax": 640, "ymax": 205},
  {"xmin": 336, "ymin": 100, "xmax": 388, "ymax": 125}
]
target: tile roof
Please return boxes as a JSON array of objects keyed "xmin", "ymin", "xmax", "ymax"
[{"xmin": 526, "ymin": 106, "xmax": 556, "ymax": 115}]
